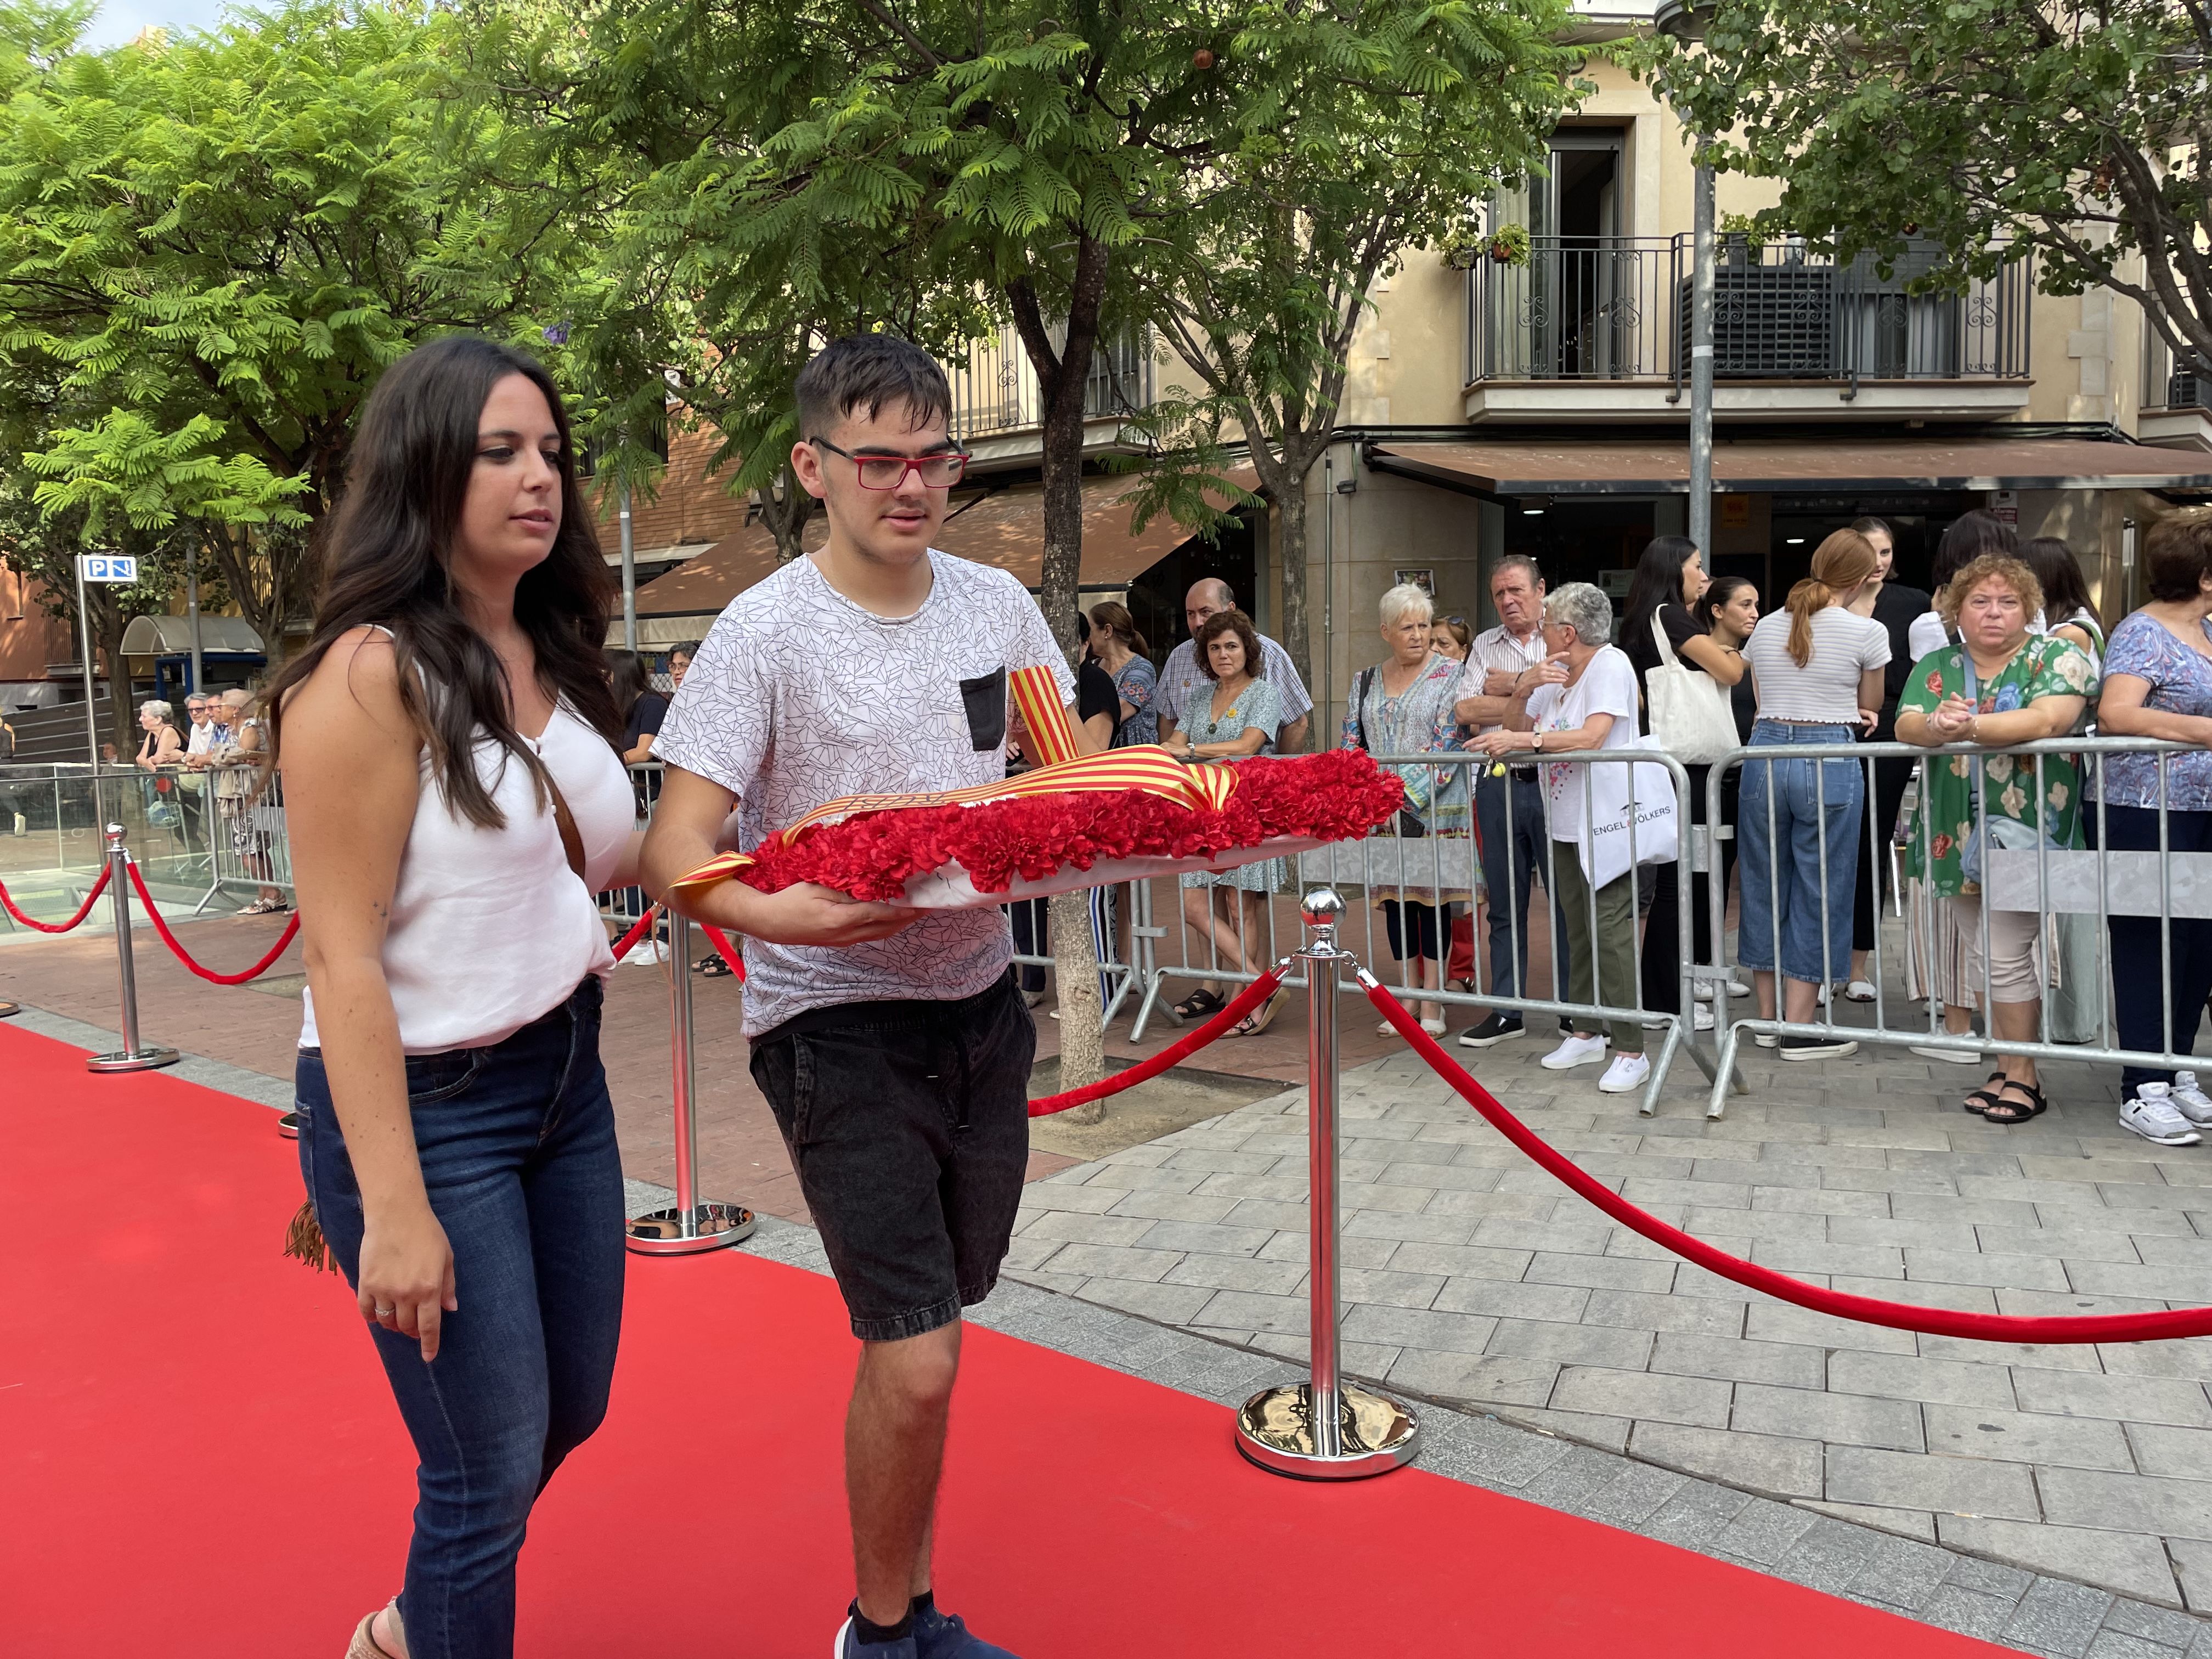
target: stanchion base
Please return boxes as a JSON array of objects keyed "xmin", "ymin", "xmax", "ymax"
[
  {"xmin": 86, "ymin": 1047, "xmax": 181, "ymax": 1074},
  {"xmin": 1235, "ymin": 1383, "xmax": 1421, "ymax": 1480},
  {"xmin": 625, "ymin": 1202, "xmax": 756, "ymax": 1256},
  {"xmin": 0, "ymin": 1001, "xmax": 19, "ymax": 1018}
]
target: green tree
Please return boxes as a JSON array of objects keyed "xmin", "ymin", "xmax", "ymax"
[
  {"xmin": 1125, "ymin": 1, "xmax": 1583, "ymax": 696},
  {"xmin": 1655, "ymin": 0, "xmax": 2212, "ymax": 381},
  {"xmin": 0, "ymin": 0, "xmax": 600, "ymax": 656}
]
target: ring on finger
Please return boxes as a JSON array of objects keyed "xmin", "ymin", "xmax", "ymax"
[{"xmin": 373, "ymin": 1304, "xmax": 396, "ymax": 1318}]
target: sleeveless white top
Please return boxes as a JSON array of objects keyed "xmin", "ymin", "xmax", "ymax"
[{"xmin": 300, "ymin": 697, "xmax": 635, "ymax": 1055}]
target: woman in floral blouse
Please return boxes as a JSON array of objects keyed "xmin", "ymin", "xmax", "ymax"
[
  {"xmin": 1342, "ymin": 583, "xmax": 1472, "ymax": 1035},
  {"xmin": 1898, "ymin": 554, "xmax": 2093, "ymax": 1124}
]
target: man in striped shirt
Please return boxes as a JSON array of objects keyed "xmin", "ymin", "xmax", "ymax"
[{"xmin": 1451, "ymin": 555, "xmax": 1567, "ymax": 1048}]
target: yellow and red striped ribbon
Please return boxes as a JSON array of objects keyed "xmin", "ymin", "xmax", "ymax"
[{"xmin": 669, "ymin": 662, "xmax": 1239, "ymax": 902}]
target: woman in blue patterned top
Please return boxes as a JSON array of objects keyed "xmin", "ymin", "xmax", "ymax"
[
  {"xmin": 1342, "ymin": 582, "xmax": 1472, "ymax": 1036},
  {"xmin": 1165, "ymin": 610, "xmax": 1286, "ymax": 1035},
  {"xmin": 2095, "ymin": 510, "xmax": 2212, "ymax": 1145}
]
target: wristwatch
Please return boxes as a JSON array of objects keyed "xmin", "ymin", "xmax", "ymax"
[{"xmin": 1532, "ymin": 729, "xmax": 1543, "ymax": 752}]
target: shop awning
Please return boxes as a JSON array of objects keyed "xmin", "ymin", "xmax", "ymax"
[
  {"xmin": 633, "ymin": 468, "xmax": 1259, "ymax": 620},
  {"xmin": 1365, "ymin": 437, "xmax": 2212, "ymax": 498},
  {"xmin": 118, "ymin": 614, "xmax": 267, "ymax": 654}
]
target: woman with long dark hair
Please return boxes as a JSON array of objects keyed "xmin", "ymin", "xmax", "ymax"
[
  {"xmin": 1621, "ymin": 535, "xmax": 1746, "ymax": 1025},
  {"xmin": 270, "ymin": 335, "xmax": 636, "ymax": 1659},
  {"xmin": 2020, "ymin": 537, "xmax": 2104, "ymax": 672}
]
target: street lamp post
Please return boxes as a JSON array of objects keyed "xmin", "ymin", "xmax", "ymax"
[{"xmin": 1657, "ymin": 0, "xmax": 1719, "ymax": 557}]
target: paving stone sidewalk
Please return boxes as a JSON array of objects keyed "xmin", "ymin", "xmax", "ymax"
[{"xmin": 1002, "ymin": 1022, "xmax": 2212, "ymax": 1616}]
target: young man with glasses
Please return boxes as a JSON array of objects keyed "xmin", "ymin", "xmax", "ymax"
[{"xmin": 644, "ymin": 334, "xmax": 1079, "ymax": 1659}]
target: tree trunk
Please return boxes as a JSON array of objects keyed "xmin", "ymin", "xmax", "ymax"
[
  {"xmin": 1275, "ymin": 476, "xmax": 1313, "ymax": 726},
  {"xmin": 757, "ymin": 465, "xmax": 815, "ymax": 562},
  {"xmin": 1007, "ymin": 242, "xmax": 1112, "ymax": 1105}
]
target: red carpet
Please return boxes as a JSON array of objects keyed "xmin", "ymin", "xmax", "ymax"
[{"xmin": 0, "ymin": 1019, "xmax": 2012, "ymax": 1658}]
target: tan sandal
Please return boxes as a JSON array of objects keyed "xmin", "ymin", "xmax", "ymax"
[{"xmin": 347, "ymin": 1603, "xmax": 405, "ymax": 1659}]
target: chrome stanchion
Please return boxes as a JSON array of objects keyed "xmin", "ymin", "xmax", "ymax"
[
  {"xmin": 1235, "ymin": 888, "xmax": 1420, "ymax": 1479},
  {"xmin": 625, "ymin": 907, "xmax": 754, "ymax": 1255},
  {"xmin": 86, "ymin": 825, "xmax": 179, "ymax": 1074}
]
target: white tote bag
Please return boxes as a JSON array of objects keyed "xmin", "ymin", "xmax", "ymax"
[
  {"xmin": 1645, "ymin": 609, "xmax": 1739, "ymax": 765},
  {"xmin": 1581, "ymin": 756, "xmax": 1679, "ymax": 889}
]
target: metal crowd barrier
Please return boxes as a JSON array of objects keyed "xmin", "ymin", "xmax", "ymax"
[
  {"xmin": 1124, "ymin": 749, "xmax": 1711, "ymax": 1116},
  {"xmin": 0, "ymin": 762, "xmax": 219, "ymax": 929},
  {"xmin": 1703, "ymin": 732, "xmax": 2205, "ymax": 1118}
]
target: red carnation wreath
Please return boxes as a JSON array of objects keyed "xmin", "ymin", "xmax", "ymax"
[
  {"xmin": 668, "ymin": 667, "xmax": 1408, "ymax": 913},
  {"xmin": 735, "ymin": 747, "xmax": 1406, "ymax": 908}
]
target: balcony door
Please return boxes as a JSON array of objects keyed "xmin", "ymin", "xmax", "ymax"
[{"xmin": 1492, "ymin": 131, "xmax": 1627, "ymax": 380}]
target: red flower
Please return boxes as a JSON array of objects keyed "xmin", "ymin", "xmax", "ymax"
[
  {"xmin": 1930, "ymin": 832, "xmax": 1953, "ymax": 860},
  {"xmin": 736, "ymin": 750, "xmax": 1407, "ymax": 901},
  {"xmin": 1924, "ymin": 670, "xmax": 1945, "ymax": 695}
]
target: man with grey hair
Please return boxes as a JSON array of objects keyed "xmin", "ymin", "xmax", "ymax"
[
  {"xmin": 1452, "ymin": 554, "xmax": 1565, "ymax": 1048},
  {"xmin": 1155, "ymin": 577, "xmax": 1312, "ymax": 754}
]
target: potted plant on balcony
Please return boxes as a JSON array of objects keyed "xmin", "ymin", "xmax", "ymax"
[
  {"xmin": 1486, "ymin": 223, "xmax": 1530, "ymax": 266},
  {"xmin": 1720, "ymin": 211, "xmax": 1759, "ymax": 268}
]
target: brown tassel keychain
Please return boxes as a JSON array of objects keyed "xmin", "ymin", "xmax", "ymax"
[{"xmin": 284, "ymin": 1198, "xmax": 337, "ymax": 1274}]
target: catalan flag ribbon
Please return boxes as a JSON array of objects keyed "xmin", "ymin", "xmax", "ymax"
[{"xmin": 669, "ymin": 663, "xmax": 1239, "ymax": 904}]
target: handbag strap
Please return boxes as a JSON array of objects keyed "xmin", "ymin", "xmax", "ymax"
[
  {"xmin": 1650, "ymin": 607, "xmax": 1685, "ymax": 672},
  {"xmin": 540, "ymin": 760, "xmax": 589, "ymax": 884}
]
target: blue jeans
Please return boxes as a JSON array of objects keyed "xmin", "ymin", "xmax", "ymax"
[
  {"xmin": 1737, "ymin": 721, "xmax": 1864, "ymax": 986},
  {"xmin": 297, "ymin": 976, "xmax": 625, "ymax": 1659}
]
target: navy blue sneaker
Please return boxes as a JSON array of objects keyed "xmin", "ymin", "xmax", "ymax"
[
  {"xmin": 914, "ymin": 1605, "xmax": 1024, "ymax": 1659},
  {"xmin": 834, "ymin": 1615, "xmax": 918, "ymax": 1658}
]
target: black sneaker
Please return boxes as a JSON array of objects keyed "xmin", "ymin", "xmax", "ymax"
[
  {"xmin": 276, "ymin": 1109, "xmax": 303, "ymax": 1139},
  {"xmin": 1779, "ymin": 1035, "xmax": 1858, "ymax": 1060},
  {"xmin": 1457, "ymin": 1014, "xmax": 1525, "ymax": 1048}
]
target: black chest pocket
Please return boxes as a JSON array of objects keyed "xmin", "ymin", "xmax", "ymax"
[{"xmin": 959, "ymin": 665, "xmax": 1007, "ymax": 752}]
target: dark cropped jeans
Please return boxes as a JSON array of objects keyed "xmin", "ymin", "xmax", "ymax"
[{"xmin": 296, "ymin": 975, "xmax": 625, "ymax": 1659}]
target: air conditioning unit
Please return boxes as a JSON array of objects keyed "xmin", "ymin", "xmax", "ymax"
[{"xmin": 2169, "ymin": 370, "xmax": 2212, "ymax": 410}]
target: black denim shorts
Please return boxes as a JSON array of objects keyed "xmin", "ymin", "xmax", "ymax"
[{"xmin": 749, "ymin": 972, "xmax": 1035, "ymax": 1342}]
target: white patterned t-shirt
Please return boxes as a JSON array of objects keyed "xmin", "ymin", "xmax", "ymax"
[{"xmin": 655, "ymin": 549, "xmax": 1076, "ymax": 1037}]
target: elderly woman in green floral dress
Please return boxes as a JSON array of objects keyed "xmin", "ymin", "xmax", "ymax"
[{"xmin": 1898, "ymin": 553, "xmax": 2094, "ymax": 1125}]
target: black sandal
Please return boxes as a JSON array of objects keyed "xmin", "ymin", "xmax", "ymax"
[
  {"xmin": 697, "ymin": 953, "xmax": 736, "ymax": 978},
  {"xmin": 1981, "ymin": 1079, "xmax": 2049, "ymax": 1125},
  {"xmin": 1963, "ymin": 1070, "xmax": 2009, "ymax": 1116},
  {"xmin": 1170, "ymin": 988, "xmax": 1224, "ymax": 1025}
]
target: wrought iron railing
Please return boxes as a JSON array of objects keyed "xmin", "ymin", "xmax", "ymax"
[
  {"xmin": 1464, "ymin": 235, "xmax": 2030, "ymax": 390},
  {"xmin": 949, "ymin": 325, "xmax": 1155, "ymax": 441}
]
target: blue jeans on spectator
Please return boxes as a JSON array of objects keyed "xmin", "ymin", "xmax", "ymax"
[
  {"xmin": 296, "ymin": 976, "xmax": 625, "ymax": 1659},
  {"xmin": 1737, "ymin": 720, "xmax": 1863, "ymax": 987},
  {"xmin": 1474, "ymin": 765, "xmax": 1567, "ymax": 1006}
]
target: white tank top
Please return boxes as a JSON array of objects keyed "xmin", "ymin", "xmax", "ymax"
[{"xmin": 300, "ymin": 695, "xmax": 635, "ymax": 1055}]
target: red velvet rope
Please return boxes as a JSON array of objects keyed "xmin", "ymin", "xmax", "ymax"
[
  {"xmin": 0, "ymin": 864, "xmax": 112, "ymax": 933},
  {"xmin": 126, "ymin": 864, "xmax": 301, "ymax": 985},
  {"xmin": 698, "ymin": 923, "xmax": 748, "ymax": 983},
  {"xmin": 608, "ymin": 906, "xmax": 659, "ymax": 962},
  {"xmin": 1366, "ymin": 977, "xmax": 2212, "ymax": 1345},
  {"xmin": 1028, "ymin": 970, "xmax": 1285, "ymax": 1119}
]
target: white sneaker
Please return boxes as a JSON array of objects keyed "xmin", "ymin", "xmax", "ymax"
[
  {"xmin": 1910, "ymin": 1043, "xmax": 1981, "ymax": 1063},
  {"xmin": 1727, "ymin": 980, "xmax": 1751, "ymax": 998},
  {"xmin": 625, "ymin": 938, "xmax": 670, "ymax": 965},
  {"xmin": 2171, "ymin": 1073, "xmax": 2212, "ymax": 1129},
  {"xmin": 1695, "ymin": 1004, "xmax": 1715, "ymax": 1032},
  {"xmin": 1753, "ymin": 1031, "xmax": 1780, "ymax": 1048},
  {"xmin": 1844, "ymin": 979, "xmax": 1878, "ymax": 1003},
  {"xmin": 1541, "ymin": 1032, "xmax": 1610, "ymax": 1070},
  {"xmin": 2120, "ymin": 1084, "xmax": 2204, "ymax": 1147},
  {"xmin": 1598, "ymin": 1053, "xmax": 1651, "ymax": 1094}
]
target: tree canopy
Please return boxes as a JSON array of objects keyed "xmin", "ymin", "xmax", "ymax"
[{"xmin": 1657, "ymin": 0, "xmax": 2212, "ymax": 380}]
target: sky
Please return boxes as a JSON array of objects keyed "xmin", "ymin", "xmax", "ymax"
[{"xmin": 80, "ymin": 0, "xmax": 235, "ymax": 49}]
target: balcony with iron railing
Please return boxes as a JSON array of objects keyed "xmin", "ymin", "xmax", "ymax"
[
  {"xmin": 948, "ymin": 325, "xmax": 1157, "ymax": 467},
  {"xmin": 2140, "ymin": 327, "xmax": 2212, "ymax": 450},
  {"xmin": 1461, "ymin": 235, "xmax": 2033, "ymax": 423}
]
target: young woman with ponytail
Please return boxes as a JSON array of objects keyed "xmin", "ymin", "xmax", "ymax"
[{"xmin": 1736, "ymin": 529, "xmax": 1891, "ymax": 1059}]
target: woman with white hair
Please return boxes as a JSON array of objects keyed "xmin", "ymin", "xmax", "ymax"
[
  {"xmin": 1469, "ymin": 582, "xmax": 1654, "ymax": 1094},
  {"xmin": 1342, "ymin": 582, "xmax": 1471, "ymax": 1035},
  {"xmin": 133, "ymin": 697, "xmax": 185, "ymax": 833}
]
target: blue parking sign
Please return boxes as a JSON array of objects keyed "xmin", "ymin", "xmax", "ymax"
[{"xmin": 77, "ymin": 554, "xmax": 139, "ymax": 584}]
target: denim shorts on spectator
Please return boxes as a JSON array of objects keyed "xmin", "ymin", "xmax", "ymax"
[{"xmin": 749, "ymin": 971, "xmax": 1035, "ymax": 1341}]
